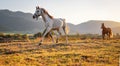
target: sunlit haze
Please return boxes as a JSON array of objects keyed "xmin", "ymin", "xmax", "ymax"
[{"xmin": 0, "ymin": 0, "xmax": 120, "ymax": 24}]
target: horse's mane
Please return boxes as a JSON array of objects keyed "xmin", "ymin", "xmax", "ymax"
[{"xmin": 41, "ymin": 8, "xmax": 53, "ymax": 19}]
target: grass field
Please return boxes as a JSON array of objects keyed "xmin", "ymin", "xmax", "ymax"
[{"xmin": 0, "ymin": 39, "xmax": 119, "ymax": 66}]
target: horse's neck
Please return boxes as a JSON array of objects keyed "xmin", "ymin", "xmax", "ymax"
[
  {"xmin": 42, "ymin": 13, "xmax": 53, "ymax": 23},
  {"xmin": 102, "ymin": 25, "xmax": 107, "ymax": 29}
]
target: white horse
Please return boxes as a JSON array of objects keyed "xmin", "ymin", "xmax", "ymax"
[{"xmin": 33, "ymin": 6, "xmax": 69, "ymax": 45}]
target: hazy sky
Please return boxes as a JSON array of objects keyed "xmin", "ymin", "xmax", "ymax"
[{"xmin": 0, "ymin": 0, "xmax": 120, "ymax": 24}]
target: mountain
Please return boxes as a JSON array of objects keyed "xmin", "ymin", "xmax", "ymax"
[
  {"xmin": 72, "ymin": 20, "xmax": 120, "ymax": 34},
  {"xmin": 0, "ymin": 9, "xmax": 45, "ymax": 34},
  {"xmin": 0, "ymin": 9, "xmax": 120, "ymax": 34},
  {"xmin": 112, "ymin": 27, "xmax": 120, "ymax": 34}
]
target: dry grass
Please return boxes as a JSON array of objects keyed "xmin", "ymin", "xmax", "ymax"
[{"xmin": 0, "ymin": 39, "xmax": 119, "ymax": 66}]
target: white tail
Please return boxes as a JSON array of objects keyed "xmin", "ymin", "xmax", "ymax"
[
  {"xmin": 62, "ymin": 19, "xmax": 69, "ymax": 34},
  {"xmin": 62, "ymin": 19, "xmax": 69, "ymax": 44},
  {"xmin": 65, "ymin": 24, "xmax": 69, "ymax": 34}
]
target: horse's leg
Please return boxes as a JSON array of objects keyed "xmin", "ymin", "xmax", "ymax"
[
  {"xmin": 56, "ymin": 30, "xmax": 62, "ymax": 43},
  {"xmin": 39, "ymin": 27, "xmax": 51, "ymax": 45},
  {"xmin": 49, "ymin": 32, "xmax": 55, "ymax": 43},
  {"xmin": 42, "ymin": 28, "xmax": 47, "ymax": 36},
  {"xmin": 108, "ymin": 33, "xmax": 110, "ymax": 40},
  {"xmin": 63, "ymin": 27, "xmax": 68, "ymax": 44},
  {"xmin": 105, "ymin": 32, "xmax": 109, "ymax": 40},
  {"xmin": 102, "ymin": 33, "xmax": 105, "ymax": 40},
  {"xmin": 102, "ymin": 31, "xmax": 105, "ymax": 40}
]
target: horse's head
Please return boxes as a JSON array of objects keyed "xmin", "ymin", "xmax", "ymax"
[
  {"xmin": 33, "ymin": 6, "xmax": 53, "ymax": 20},
  {"xmin": 101, "ymin": 23, "xmax": 105, "ymax": 29},
  {"xmin": 33, "ymin": 6, "xmax": 43, "ymax": 20}
]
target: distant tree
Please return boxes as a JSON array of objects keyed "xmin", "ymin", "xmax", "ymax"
[
  {"xmin": 34, "ymin": 32, "xmax": 42, "ymax": 38},
  {"xmin": 0, "ymin": 33, "xmax": 4, "ymax": 37},
  {"xmin": 22, "ymin": 34, "xmax": 28, "ymax": 40},
  {"xmin": 13, "ymin": 34, "xmax": 22, "ymax": 40},
  {"xmin": 5, "ymin": 34, "xmax": 12, "ymax": 38},
  {"xmin": 76, "ymin": 32, "xmax": 80, "ymax": 37},
  {"xmin": 116, "ymin": 33, "xmax": 120, "ymax": 39},
  {"xmin": 34, "ymin": 31, "xmax": 54, "ymax": 39}
]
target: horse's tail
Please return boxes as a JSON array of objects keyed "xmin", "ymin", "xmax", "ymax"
[
  {"xmin": 62, "ymin": 19, "xmax": 69, "ymax": 34},
  {"xmin": 110, "ymin": 31, "xmax": 113, "ymax": 38},
  {"xmin": 108, "ymin": 28, "xmax": 113, "ymax": 38}
]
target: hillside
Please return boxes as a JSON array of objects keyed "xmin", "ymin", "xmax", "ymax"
[
  {"xmin": 112, "ymin": 27, "xmax": 120, "ymax": 34},
  {"xmin": 74, "ymin": 20, "xmax": 120, "ymax": 34},
  {"xmin": 0, "ymin": 9, "xmax": 45, "ymax": 34},
  {"xmin": 0, "ymin": 9, "xmax": 120, "ymax": 34}
]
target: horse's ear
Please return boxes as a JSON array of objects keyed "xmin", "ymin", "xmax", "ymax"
[
  {"xmin": 36, "ymin": 6, "xmax": 40, "ymax": 9},
  {"xmin": 37, "ymin": 6, "xmax": 40, "ymax": 9}
]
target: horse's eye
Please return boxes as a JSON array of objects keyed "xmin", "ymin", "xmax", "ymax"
[{"xmin": 37, "ymin": 11, "xmax": 39, "ymax": 12}]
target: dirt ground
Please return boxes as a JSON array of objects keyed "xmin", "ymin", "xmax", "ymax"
[{"xmin": 0, "ymin": 39, "xmax": 119, "ymax": 66}]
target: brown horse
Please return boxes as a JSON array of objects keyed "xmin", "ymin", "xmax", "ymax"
[{"xmin": 101, "ymin": 23, "xmax": 113, "ymax": 40}]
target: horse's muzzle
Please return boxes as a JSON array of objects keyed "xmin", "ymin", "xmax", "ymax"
[{"xmin": 33, "ymin": 16, "xmax": 35, "ymax": 19}]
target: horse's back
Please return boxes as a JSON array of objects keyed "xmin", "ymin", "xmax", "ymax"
[
  {"xmin": 52, "ymin": 18, "xmax": 64, "ymax": 28},
  {"xmin": 107, "ymin": 28, "xmax": 112, "ymax": 33}
]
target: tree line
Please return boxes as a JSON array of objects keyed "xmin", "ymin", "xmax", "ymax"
[{"xmin": 0, "ymin": 32, "xmax": 120, "ymax": 43}]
